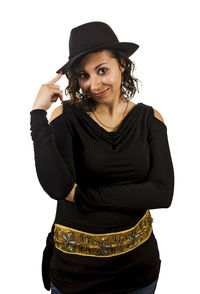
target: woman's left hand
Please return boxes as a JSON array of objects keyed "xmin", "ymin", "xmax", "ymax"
[{"xmin": 65, "ymin": 183, "xmax": 77, "ymax": 202}]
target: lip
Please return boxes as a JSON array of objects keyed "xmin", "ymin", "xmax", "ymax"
[{"xmin": 93, "ymin": 88, "xmax": 109, "ymax": 97}]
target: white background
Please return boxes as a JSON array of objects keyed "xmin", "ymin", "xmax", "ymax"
[{"xmin": 0, "ymin": 0, "xmax": 199, "ymax": 293}]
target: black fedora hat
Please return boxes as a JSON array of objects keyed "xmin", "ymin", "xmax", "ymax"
[{"xmin": 56, "ymin": 21, "xmax": 139, "ymax": 75}]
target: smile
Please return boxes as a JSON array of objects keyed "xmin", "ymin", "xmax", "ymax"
[{"xmin": 92, "ymin": 88, "xmax": 109, "ymax": 97}]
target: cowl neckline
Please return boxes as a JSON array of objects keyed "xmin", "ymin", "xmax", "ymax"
[{"xmin": 71, "ymin": 102, "xmax": 143, "ymax": 141}]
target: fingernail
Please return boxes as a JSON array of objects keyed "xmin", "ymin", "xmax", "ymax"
[{"xmin": 58, "ymin": 70, "xmax": 62, "ymax": 74}]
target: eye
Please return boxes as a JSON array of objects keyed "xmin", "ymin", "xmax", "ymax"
[
  {"xmin": 79, "ymin": 72, "xmax": 88, "ymax": 80},
  {"xmin": 98, "ymin": 67, "xmax": 108, "ymax": 74},
  {"xmin": 79, "ymin": 68, "xmax": 108, "ymax": 80}
]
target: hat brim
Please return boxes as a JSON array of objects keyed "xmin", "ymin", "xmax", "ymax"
[{"xmin": 56, "ymin": 42, "xmax": 139, "ymax": 75}]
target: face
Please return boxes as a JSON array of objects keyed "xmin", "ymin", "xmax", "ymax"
[{"xmin": 78, "ymin": 50, "xmax": 125, "ymax": 104}]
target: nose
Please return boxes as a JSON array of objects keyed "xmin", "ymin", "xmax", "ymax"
[{"xmin": 89, "ymin": 75, "xmax": 103, "ymax": 93}]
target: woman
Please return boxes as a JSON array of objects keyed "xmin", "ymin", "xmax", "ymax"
[{"xmin": 30, "ymin": 21, "xmax": 174, "ymax": 294}]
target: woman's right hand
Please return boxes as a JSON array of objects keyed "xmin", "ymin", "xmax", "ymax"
[{"xmin": 32, "ymin": 72, "xmax": 64, "ymax": 111}]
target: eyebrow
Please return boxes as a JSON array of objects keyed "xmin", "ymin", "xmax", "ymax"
[{"xmin": 80, "ymin": 63, "xmax": 108, "ymax": 72}]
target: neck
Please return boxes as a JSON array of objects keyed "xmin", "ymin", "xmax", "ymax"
[{"xmin": 92, "ymin": 95, "xmax": 127, "ymax": 117}]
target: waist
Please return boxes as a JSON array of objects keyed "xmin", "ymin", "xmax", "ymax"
[
  {"xmin": 53, "ymin": 210, "xmax": 153, "ymax": 258},
  {"xmin": 55, "ymin": 200, "xmax": 147, "ymax": 233}
]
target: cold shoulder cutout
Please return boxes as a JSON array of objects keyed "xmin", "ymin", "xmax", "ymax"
[
  {"xmin": 153, "ymin": 108, "xmax": 165, "ymax": 124},
  {"xmin": 49, "ymin": 104, "xmax": 63, "ymax": 123}
]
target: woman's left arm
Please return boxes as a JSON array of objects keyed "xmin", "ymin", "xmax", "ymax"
[{"xmin": 74, "ymin": 112, "xmax": 175, "ymax": 213}]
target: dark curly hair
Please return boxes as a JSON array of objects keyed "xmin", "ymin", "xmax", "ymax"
[{"xmin": 64, "ymin": 48, "xmax": 141, "ymax": 112}]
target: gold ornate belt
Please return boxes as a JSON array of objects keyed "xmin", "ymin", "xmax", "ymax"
[{"xmin": 53, "ymin": 210, "xmax": 153, "ymax": 258}]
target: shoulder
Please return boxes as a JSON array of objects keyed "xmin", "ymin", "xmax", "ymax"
[
  {"xmin": 153, "ymin": 108, "xmax": 164, "ymax": 123},
  {"xmin": 49, "ymin": 100, "xmax": 75, "ymax": 124},
  {"xmin": 49, "ymin": 105, "xmax": 63, "ymax": 123},
  {"xmin": 139, "ymin": 102, "xmax": 165, "ymax": 127},
  {"xmin": 140, "ymin": 102, "xmax": 164, "ymax": 123}
]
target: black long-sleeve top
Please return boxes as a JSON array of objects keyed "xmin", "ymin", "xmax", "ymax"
[{"xmin": 30, "ymin": 100, "xmax": 174, "ymax": 294}]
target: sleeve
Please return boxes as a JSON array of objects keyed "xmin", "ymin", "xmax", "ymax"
[
  {"xmin": 74, "ymin": 108, "xmax": 175, "ymax": 213},
  {"xmin": 30, "ymin": 104, "xmax": 76, "ymax": 200}
]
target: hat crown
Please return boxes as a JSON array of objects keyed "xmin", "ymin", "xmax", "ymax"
[
  {"xmin": 69, "ymin": 21, "xmax": 119, "ymax": 60},
  {"xmin": 56, "ymin": 21, "xmax": 139, "ymax": 74}
]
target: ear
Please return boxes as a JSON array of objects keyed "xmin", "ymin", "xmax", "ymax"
[{"xmin": 120, "ymin": 58, "xmax": 126, "ymax": 73}]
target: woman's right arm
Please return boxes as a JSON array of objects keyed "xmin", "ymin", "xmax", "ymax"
[
  {"xmin": 30, "ymin": 73, "xmax": 76, "ymax": 200},
  {"xmin": 30, "ymin": 106, "xmax": 76, "ymax": 200}
]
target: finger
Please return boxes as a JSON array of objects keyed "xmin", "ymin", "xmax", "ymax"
[
  {"xmin": 48, "ymin": 84, "xmax": 61, "ymax": 90},
  {"xmin": 50, "ymin": 90, "xmax": 63, "ymax": 100},
  {"xmin": 51, "ymin": 94, "xmax": 62, "ymax": 102},
  {"xmin": 48, "ymin": 85, "xmax": 63, "ymax": 99},
  {"xmin": 51, "ymin": 96, "xmax": 63, "ymax": 103},
  {"xmin": 47, "ymin": 72, "xmax": 62, "ymax": 85},
  {"xmin": 50, "ymin": 88, "xmax": 63, "ymax": 95}
]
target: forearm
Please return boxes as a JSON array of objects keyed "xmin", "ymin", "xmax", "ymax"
[
  {"xmin": 30, "ymin": 109, "xmax": 75, "ymax": 200},
  {"xmin": 74, "ymin": 177, "xmax": 174, "ymax": 213}
]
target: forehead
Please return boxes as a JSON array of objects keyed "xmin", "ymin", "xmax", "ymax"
[{"xmin": 79, "ymin": 50, "xmax": 114, "ymax": 70}]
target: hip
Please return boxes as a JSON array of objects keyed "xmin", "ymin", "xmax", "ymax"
[
  {"xmin": 53, "ymin": 210, "xmax": 153, "ymax": 258},
  {"xmin": 49, "ymin": 212, "xmax": 161, "ymax": 293}
]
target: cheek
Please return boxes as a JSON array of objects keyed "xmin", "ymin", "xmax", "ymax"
[
  {"xmin": 102, "ymin": 75, "xmax": 116, "ymax": 85},
  {"xmin": 105, "ymin": 71, "xmax": 121, "ymax": 86},
  {"xmin": 79, "ymin": 81, "xmax": 88, "ymax": 90}
]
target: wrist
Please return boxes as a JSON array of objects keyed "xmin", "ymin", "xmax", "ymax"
[{"xmin": 31, "ymin": 106, "xmax": 47, "ymax": 111}]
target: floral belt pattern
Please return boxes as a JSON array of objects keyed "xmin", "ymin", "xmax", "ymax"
[{"xmin": 53, "ymin": 210, "xmax": 153, "ymax": 258}]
